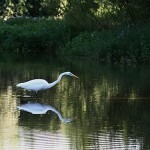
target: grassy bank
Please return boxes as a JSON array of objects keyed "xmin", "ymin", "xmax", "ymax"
[{"xmin": 0, "ymin": 18, "xmax": 149, "ymax": 64}]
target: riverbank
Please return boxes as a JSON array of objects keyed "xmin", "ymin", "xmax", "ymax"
[{"xmin": 0, "ymin": 18, "xmax": 149, "ymax": 64}]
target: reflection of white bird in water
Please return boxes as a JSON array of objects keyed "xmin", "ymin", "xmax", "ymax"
[
  {"xmin": 17, "ymin": 102, "xmax": 72, "ymax": 123},
  {"xmin": 16, "ymin": 72, "xmax": 78, "ymax": 93}
]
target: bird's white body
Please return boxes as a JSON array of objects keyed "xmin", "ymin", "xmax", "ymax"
[
  {"xmin": 17, "ymin": 79, "xmax": 50, "ymax": 92},
  {"xmin": 16, "ymin": 72, "xmax": 78, "ymax": 92}
]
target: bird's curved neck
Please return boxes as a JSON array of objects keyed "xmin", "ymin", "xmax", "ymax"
[{"xmin": 47, "ymin": 72, "xmax": 66, "ymax": 88}]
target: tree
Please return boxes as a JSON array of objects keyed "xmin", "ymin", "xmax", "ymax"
[{"xmin": 0, "ymin": 0, "xmax": 61, "ymax": 19}]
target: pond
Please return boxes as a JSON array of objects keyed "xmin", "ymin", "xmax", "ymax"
[{"xmin": 0, "ymin": 57, "xmax": 150, "ymax": 150}]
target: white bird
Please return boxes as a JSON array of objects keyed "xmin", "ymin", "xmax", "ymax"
[{"xmin": 16, "ymin": 72, "xmax": 78, "ymax": 93}]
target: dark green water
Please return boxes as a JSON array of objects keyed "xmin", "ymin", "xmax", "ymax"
[{"xmin": 0, "ymin": 58, "xmax": 149, "ymax": 150}]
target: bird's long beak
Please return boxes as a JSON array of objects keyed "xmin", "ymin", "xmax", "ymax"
[{"xmin": 73, "ymin": 74, "xmax": 79, "ymax": 79}]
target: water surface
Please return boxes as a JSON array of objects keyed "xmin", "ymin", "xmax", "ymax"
[{"xmin": 0, "ymin": 58, "xmax": 150, "ymax": 150}]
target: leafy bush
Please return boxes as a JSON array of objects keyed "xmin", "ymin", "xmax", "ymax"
[
  {"xmin": 0, "ymin": 17, "xmax": 149, "ymax": 64},
  {"xmin": 60, "ymin": 24, "xmax": 150, "ymax": 64},
  {"xmin": 0, "ymin": 17, "xmax": 68, "ymax": 55}
]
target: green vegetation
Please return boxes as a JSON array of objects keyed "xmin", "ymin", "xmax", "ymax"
[
  {"xmin": 0, "ymin": 18, "xmax": 67, "ymax": 55},
  {"xmin": 0, "ymin": 0, "xmax": 149, "ymax": 64},
  {"xmin": 61, "ymin": 24, "xmax": 150, "ymax": 63}
]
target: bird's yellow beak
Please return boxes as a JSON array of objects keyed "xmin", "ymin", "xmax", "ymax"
[{"xmin": 73, "ymin": 74, "xmax": 79, "ymax": 79}]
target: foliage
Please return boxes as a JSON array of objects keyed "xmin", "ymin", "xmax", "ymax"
[
  {"xmin": 0, "ymin": 0, "xmax": 61, "ymax": 20},
  {"xmin": 60, "ymin": 23, "xmax": 150, "ymax": 64},
  {"xmin": 0, "ymin": 0, "xmax": 149, "ymax": 26},
  {"xmin": 0, "ymin": 0, "xmax": 150, "ymax": 64},
  {"xmin": 109, "ymin": 0, "xmax": 150, "ymax": 22},
  {"xmin": 0, "ymin": 17, "xmax": 149, "ymax": 64},
  {"xmin": 0, "ymin": 17, "xmax": 68, "ymax": 55},
  {"xmin": 62, "ymin": 0, "xmax": 150, "ymax": 32},
  {"xmin": 62, "ymin": 0, "xmax": 100, "ymax": 31}
]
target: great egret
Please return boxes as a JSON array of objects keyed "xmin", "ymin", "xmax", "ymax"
[
  {"xmin": 16, "ymin": 72, "xmax": 78, "ymax": 93},
  {"xmin": 17, "ymin": 102, "xmax": 72, "ymax": 123}
]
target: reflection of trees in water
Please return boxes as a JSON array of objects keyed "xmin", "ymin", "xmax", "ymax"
[
  {"xmin": 108, "ymin": 100, "xmax": 150, "ymax": 149},
  {"xmin": 0, "ymin": 61, "xmax": 149, "ymax": 149},
  {"xmin": 0, "ymin": 61, "xmax": 149, "ymax": 99},
  {"xmin": 59, "ymin": 61, "xmax": 150, "ymax": 149}
]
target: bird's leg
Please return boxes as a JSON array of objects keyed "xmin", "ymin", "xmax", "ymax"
[
  {"xmin": 34, "ymin": 91, "xmax": 38, "ymax": 100},
  {"xmin": 29, "ymin": 91, "xmax": 37, "ymax": 99},
  {"xmin": 27, "ymin": 90, "xmax": 33, "ymax": 98},
  {"xmin": 35, "ymin": 91, "xmax": 37, "ymax": 97},
  {"xmin": 30, "ymin": 91, "xmax": 34, "ymax": 98}
]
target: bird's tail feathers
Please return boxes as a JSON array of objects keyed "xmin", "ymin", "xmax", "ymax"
[{"xmin": 16, "ymin": 83, "xmax": 23, "ymax": 87}]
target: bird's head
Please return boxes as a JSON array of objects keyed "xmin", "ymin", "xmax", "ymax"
[{"xmin": 66, "ymin": 72, "xmax": 79, "ymax": 78}]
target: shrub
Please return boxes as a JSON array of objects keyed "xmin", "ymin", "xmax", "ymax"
[
  {"xmin": 0, "ymin": 17, "xmax": 68, "ymax": 55},
  {"xmin": 60, "ymin": 23, "xmax": 150, "ymax": 64}
]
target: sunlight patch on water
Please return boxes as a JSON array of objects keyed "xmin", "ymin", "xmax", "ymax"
[
  {"xmin": 17, "ymin": 127, "xmax": 71, "ymax": 150},
  {"xmin": 1, "ymin": 126, "xmax": 72, "ymax": 150}
]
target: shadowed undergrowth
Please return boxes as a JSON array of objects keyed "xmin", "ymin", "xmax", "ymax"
[{"xmin": 0, "ymin": 18, "xmax": 149, "ymax": 64}]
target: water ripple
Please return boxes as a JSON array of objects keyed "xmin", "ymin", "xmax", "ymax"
[
  {"xmin": 16, "ymin": 127, "xmax": 71, "ymax": 150},
  {"xmin": 82, "ymin": 131, "xmax": 142, "ymax": 150}
]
